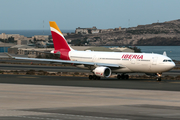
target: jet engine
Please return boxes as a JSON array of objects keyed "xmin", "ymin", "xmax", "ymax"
[{"xmin": 93, "ymin": 67, "xmax": 111, "ymax": 78}]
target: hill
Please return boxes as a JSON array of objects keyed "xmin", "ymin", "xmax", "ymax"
[{"xmin": 66, "ymin": 19, "xmax": 180, "ymax": 46}]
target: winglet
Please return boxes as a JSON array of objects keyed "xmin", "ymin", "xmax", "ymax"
[
  {"xmin": 5, "ymin": 53, "xmax": 15, "ymax": 59},
  {"xmin": 163, "ymin": 51, "xmax": 167, "ymax": 56}
]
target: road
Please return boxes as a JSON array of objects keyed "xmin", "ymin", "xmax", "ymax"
[{"xmin": 0, "ymin": 75, "xmax": 180, "ymax": 120}]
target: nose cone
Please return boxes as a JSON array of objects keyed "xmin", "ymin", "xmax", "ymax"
[
  {"xmin": 168, "ymin": 62, "xmax": 176, "ymax": 70},
  {"xmin": 172, "ymin": 62, "xmax": 176, "ymax": 68}
]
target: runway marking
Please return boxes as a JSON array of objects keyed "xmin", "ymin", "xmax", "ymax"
[{"xmin": 18, "ymin": 76, "xmax": 38, "ymax": 78}]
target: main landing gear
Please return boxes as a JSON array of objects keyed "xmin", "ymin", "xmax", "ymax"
[
  {"xmin": 89, "ymin": 75, "xmax": 101, "ymax": 80},
  {"xmin": 117, "ymin": 74, "xmax": 129, "ymax": 80}
]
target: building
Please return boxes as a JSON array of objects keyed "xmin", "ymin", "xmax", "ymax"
[
  {"xmin": 75, "ymin": 26, "xmax": 99, "ymax": 34},
  {"xmin": 32, "ymin": 35, "xmax": 49, "ymax": 41},
  {"xmin": 0, "ymin": 42, "xmax": 15, "ymax": 52},
  {"xmin": 91, "ymin": 29, "xmax": 100, "ymax": 34},
  {"xmin": 109, "ymin": 47, "xmax": 134, "ymax": 52},
  {"xmin": 0, "ymin": 33, "xmax": 32, "ymax": 46},
  {"xmin": 0, "ymin": 33, "xmax": 27, "ymax": 41}
]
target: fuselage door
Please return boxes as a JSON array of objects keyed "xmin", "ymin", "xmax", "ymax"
[
  {"xmin": 152, "ymin": 57, "xmax": 158, "ymax": 65},
  {"xmin": 93, "ymin": 55, "xmax": 98, "ymax": 62},
  {"xmin": 131, "ymin": 59, "xmax": 135, "ymax": 64}
]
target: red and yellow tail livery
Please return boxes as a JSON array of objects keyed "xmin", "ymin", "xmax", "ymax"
[{"xmin": 49, "ymin": 21, "xmax": 73, "ymax": 60}]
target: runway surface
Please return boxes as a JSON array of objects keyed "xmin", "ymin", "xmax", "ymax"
[{"xmin": 0, "ymin": 75, "xmax": 180, "ymax": 120}]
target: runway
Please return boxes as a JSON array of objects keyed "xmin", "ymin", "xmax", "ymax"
[{"xmin": 0, "ymin": 74, "xmax": 180, "ymax": 120}]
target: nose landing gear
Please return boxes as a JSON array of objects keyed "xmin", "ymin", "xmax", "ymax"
[
  {"xmin": 156, "ymin": 73, "xmax": 162, "ymax": 81},
  {"xmin": 157, "ymin": 77, "xmax": 161, "ymax": 81}
]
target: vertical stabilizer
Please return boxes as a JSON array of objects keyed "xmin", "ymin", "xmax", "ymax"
[{"xmin": 49, "ymin": 21, "xmax": 73, "ymax": 51}]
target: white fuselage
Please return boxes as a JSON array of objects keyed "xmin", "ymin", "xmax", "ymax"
[{"xmin": 69, "ymin": 50, "xmax": 175, "ymax": 73}]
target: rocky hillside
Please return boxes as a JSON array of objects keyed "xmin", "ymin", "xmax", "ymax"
[{"xmin": 66, "ymin": 19, "xmax": 180, "ymax": 46}]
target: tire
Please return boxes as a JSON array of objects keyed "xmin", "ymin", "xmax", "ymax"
[
  {"xmin": 97, "ymin": 77, "xmax": 101, "ymax": 80},
  {"xmin": 122, "ymin": 75, "xmax": 125, "ymax": 80},
  {"xmin": 125, "ymin": 75, "xmax": 129, "ymax": 79},
  {"xmin": 93, "ymin": 75, "xmax": 97, "ymax": 80},
  {"xmin": 117, "ymin": 74, "xmax": 121, "ymax": 79},
  {"xmin": 157, "ymin": 77, "xmax": 161, "ymax": 81},
  {"xmin": 89, "ymin": 75, "xmax": 93, "ymax": 80}
]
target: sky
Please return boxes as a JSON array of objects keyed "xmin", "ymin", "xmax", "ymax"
[{"xmin": 0, "ymin": 0, "xmax": 180, "ymax": 30}]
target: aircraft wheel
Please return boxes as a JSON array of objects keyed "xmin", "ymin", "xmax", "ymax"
[
  {"xmin": 157, "ymin": 77, "xmax": 161, "ymax": 81},
  {"xmin": 117, "ymin": 74, "xmax": 121, "ymax": 79},
  {"xmin": 125, "ymin": 75, "xmax": 129, "ymax": 79},
  {"xmin": 89, "ymin": 75, "xmax": 93, "ymax": 80},
  {"xmin": 93, "ymin": 75, "xmax": 97, "ymax": 80},
  {"xmin": 97, "ymin": 76, "xmax": 101, "ymax": 80},
  {"xmin": 121, "ymin": 75, "xmax": 125, "ymax": 79}
]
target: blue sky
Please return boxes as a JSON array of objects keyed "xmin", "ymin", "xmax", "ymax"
[{"xmin": 0, "ymin": 0, "xmax": 180, "ymax": 30}]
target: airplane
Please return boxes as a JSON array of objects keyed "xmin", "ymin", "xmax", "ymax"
[{"xmin": 6, "ymin": 21, "xmax": 176, "ymax": 81}]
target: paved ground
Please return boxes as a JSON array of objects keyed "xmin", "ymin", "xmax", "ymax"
[
  {"xmin": 0, "ymin": 79, "xmax": 180, "ymax": 120},
  {"xmin": 0, "ymin": 74, "xmax": 180, "ymax": 91},
  {"xmin": 0, "ymin": 75, "xmax": 180, "ymax": 120}
]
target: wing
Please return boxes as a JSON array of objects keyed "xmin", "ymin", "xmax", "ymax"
[{"xmin": 5, "ymin": 53, "xmax": 124, "ymax": 68}]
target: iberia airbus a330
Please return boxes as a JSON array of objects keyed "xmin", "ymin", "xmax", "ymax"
[{"xmin": 6, "ymin": 21, "xmax": 176, "ymax": 81}]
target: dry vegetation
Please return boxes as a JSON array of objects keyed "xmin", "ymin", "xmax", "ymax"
[{"xmin": 0, "ymin": 70, "xmax": 179, "ymax": 80}]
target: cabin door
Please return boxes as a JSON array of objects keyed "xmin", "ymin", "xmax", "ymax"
[
  {"xmin": 152, "ymin": 57, "xmax": 158, "ymax": 65},
  {"xmin": 131, "ymin": 59, "xmax": 136, "ymax": 64},
  {"xmin": 93, "ymin": 55, "xmax": 98, "ymax": 62}
]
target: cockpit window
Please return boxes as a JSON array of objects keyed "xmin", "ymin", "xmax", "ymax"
[{"xmin": 163, "ymin": 59, "xmax": 172, "ymax": 62}]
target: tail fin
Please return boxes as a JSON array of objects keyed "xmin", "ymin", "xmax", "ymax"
[{"xmin": 49, "ymin": 21, "xmax": 73, "ymax": 51}]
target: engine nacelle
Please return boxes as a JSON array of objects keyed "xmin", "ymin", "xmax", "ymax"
[{"xmin": 93, "ymin": 67, "xmax": 111, "ymax": 78}]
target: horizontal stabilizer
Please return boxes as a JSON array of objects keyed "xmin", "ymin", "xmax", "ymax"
[{"xmin": 5, "ymin": 53, "xmax": 15, "ymax": 59}]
